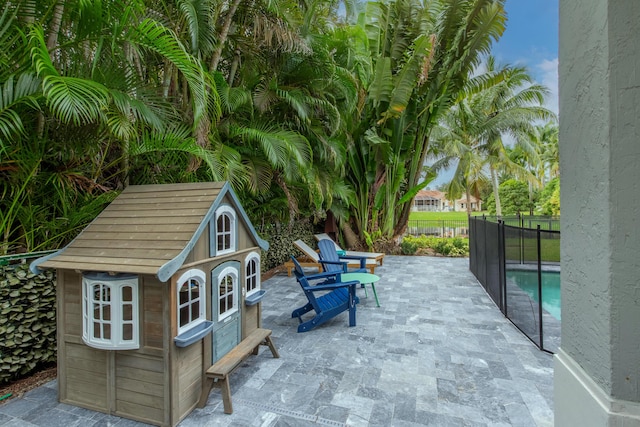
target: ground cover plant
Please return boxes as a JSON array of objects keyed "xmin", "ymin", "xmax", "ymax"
[{"xmin": 401, "ymin": 235, "xmax": 469, "ymax": 257}]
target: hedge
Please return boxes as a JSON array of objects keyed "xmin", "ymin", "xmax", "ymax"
[{"xmin": 0, "ymin": 264, "xmax": 56, "ymax": 385}]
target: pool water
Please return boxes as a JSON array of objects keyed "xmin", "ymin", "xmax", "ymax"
[{"xmin": 506, "ymin": 269, "xmax": 561, "ymax": 320}]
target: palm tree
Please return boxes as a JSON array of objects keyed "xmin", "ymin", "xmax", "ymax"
[
  {"xmin": 432, "ymin": 57, "xmax": 556, "ymax": 217},
  {"xmin": 336, "ymin": 0, "xmax": 508, "ymax": 248},
  {"xmin": 0, "ymin": 1, "xmax": 230, "ymax": 253}
]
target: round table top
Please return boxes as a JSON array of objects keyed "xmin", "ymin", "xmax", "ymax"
[{"xmin": 341, "ymin": 272, "xmax": 380, "ymax": 283}]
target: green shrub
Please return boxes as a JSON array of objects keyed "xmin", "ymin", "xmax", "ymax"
[
  {"xmin": 401, "ymin": 240, "xmax": 419, "ymax": 255},
  {"xmin": 258, "ymin": 219, "xmax": 317, "ymax": 271},
  {"xmin": 0, "ymin": 264, "xmax": 57, "ymax": 385},
  {"xmin": 401, "ymin": 235, "xmax": 469, "ymax": 257}
]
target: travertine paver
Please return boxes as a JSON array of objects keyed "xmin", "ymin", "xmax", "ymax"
[{"xmin": 0, "ymin": 256, "xmax": 554, "ymax": 426}]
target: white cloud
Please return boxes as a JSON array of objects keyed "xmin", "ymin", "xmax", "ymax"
[{"xmin": 538, "ymin": 58, "xmax": 559, "ymax": 115}]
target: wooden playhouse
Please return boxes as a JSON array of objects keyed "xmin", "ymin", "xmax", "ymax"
[{"xmin": 31, "ymin": 182, "xmax": 278, "ymax": 426}]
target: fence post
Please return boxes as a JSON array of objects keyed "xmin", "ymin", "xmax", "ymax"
[
  {"xmin": 499, "ymin": 220, "xmax": 506, "ymax": 314},
  {"xmin": 537, "ymin": 225, "xmax": 544, "ymax": 351}
]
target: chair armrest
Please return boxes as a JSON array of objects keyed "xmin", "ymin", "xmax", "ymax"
[
  {"xmin": 318, "ymin": 259, "xmax": 349, "ymax": 272},
  {"xmin": 306, "ymin": 280, "xmax": 359, "ymax": 292},
  {"xmin": 337, "ymin": 255, "xmax": 367, "ymax": 268},
  {"xmin": 303, "ymin": 270, "xmax": 342, "ymax": 281}
]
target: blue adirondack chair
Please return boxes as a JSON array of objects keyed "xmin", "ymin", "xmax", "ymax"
[
  {"xmin": 289, "ymin": 256, "xmax": 359, "ymax": 332},
  {"xmin": 317, "ymin": 239, "xmax": 367, "ymax": 274}
]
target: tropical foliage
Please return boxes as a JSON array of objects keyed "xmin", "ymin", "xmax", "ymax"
[
  {"xmin": 484, "ymin": 179, "xmax": 532, "ymax": 215},
  {"xmin": 1, "ymin": 0, "xmax": 558, "ymax": 256},
  {"xmin": 430, "ymin": 57, "xmax": 556, "ymax": 216}
]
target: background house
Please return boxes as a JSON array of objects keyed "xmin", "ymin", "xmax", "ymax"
[{"xmin": 413, "ymin": 190, "xmax": 482, "ymax": 212}]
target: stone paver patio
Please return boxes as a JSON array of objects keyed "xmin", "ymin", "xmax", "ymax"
[{"xmin": 0, "ymin": 256, "xmax": 554, "ymax": 426}]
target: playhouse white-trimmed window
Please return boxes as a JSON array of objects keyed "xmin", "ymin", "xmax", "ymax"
[
  {"xmin": 245, "ymin": 252, "xmax": 261, "ymax": 296},
  {"xmin": 216, "ymin": 267, "xmax": 238, "ymax": 321},
  {"xmin": 214, "ymin": 205, "xmax": 236, "ymax": 255},
  {"xmin": 177, "ymin": 269, "xmax": 206, "ymax": 334},
  {"xmin": 82, "ymin": 273, "xmax": 139, "ymax": 350}
]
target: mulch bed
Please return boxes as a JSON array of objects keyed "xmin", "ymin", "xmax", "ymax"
[{"xmin": 0, "ymin": 364, "xmax": 57, "ymax": 404}]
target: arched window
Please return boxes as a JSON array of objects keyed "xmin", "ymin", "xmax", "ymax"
[
  {"xmin": 245, "ymin": 252, "xmax": 261, "ymax": 296},
  {"xmin": 82, "ymin": 273, "xmax": 139, "ymax": 350},
  {"xmin": 216, "ymin": 267, "xmax": 238, "ymax": 321},
  {"xmin": 213, "ymin": 205, "xmax": 236, "ymax": 256},
  {"xmin": 176, "ymin": 269, "xmax": 206, "ymax": 334}
]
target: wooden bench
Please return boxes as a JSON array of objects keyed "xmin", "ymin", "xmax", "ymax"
[{"xmin": 197, "ymin": 327, "xmax": 279, "ymax": 413}]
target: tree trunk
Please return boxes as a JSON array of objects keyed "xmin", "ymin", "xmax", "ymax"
[
  {"xmin": 341, "ymin": 220, "xmax": 364, "ymax": 250},
  {"xmin": 46, "ymin": 2, "xmax": 64, "ymax": 52},
  {"xmin": 227, "ymin": 51, "xmax": 241, "ymax": 86},
  {"xmin": 275, "ymin": 173, "xmax": 298, "ymax": 225},
  {"xmin": 210, "ymin": 0, "xmax": 243, "ymax": 72},
  {"xmin": 490, "ymin": 166, "xmax": 502, "ymax": 216},
  {"xmin": 465, "ymin": 187, "xmax": 472, "ymax": 215},
  {"xmin": 23, "ymin": 1, "xmax": 36, "ymax": 24}
]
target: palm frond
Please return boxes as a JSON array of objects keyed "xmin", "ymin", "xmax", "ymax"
[{"xmin": 0, "ymin": 73, "xmax": 41, "ymax": 145}]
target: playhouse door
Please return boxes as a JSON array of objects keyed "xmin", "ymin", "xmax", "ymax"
[{"xmin": 211, "ymin": 264, "xmax": 241, "ymax": 363}]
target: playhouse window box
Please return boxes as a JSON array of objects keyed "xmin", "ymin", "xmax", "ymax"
[
  {"xmin": 174, "ymin": 320, "xmax": 214, "ymax": 347},
  {"xmin": 245, "ymin": 289, "xmax": 266, "ymax": 306}
]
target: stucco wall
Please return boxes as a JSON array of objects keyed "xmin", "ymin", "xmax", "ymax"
[
  {"xmin": 607, "ymin": 0, "xmax": 640, "ymax": 402},
  {"xmin": 560, "ymin": 0, "xmax": 640, "ymax": 402}
]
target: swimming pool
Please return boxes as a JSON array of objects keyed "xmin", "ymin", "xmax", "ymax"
[{"xmin": 506, "ymin": 269, "xmax": 561, "ymax": 320}]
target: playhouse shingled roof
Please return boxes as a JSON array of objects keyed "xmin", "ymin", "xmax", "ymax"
[{"xmin": 31, "ymin": 182, "xmax": 268, "ymax": 282}]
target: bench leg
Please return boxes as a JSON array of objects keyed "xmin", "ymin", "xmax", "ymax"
[
  {"xmin": 197, "ymin": 377, "xmax": 214, "ymax": 408},
  {"xmin": 264, "ymin": 336, "xmax": 280, "ymax": 358},
  {"xmin": 219, "ymin": 378, "xmax": 233, "ymax": 414}
]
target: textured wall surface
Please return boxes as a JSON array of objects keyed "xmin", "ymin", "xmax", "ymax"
[
  {"xmin": 560, "ymin": 0, "xmax": 640, "ymax": 402},
  {"xmin": 560, "ymin": 0, "xmax": 613, "ymax": 396},
  {"xmin": 607, "ymin": 0, "xmax": 640, "ymax": 402}
]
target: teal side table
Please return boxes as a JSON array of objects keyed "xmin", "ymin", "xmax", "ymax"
[{"xmin": 341, "ymin": 272, "xmax": 381, "ymax": 307}]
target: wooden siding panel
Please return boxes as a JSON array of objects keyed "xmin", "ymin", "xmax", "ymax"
[
  {"xmin": 63, "ymin": 343, "xmax": 108, "ymax": 410},
  {"xmin": 176, "ymin": 344, "xmax": 203, "ymax": 416},
  {"xmin": 115, "ymin": 401, "xmax": 164, "ymax": 425},
  {"xmin": 244, "ymin": 305, "xmax": 259, "ymax": 338},
  {"xmin": 142, "ymin": 279, "xmax": 165, "ymax": 350},
  {"xmin": 63, "ymin": 273, "xmax": 83, "ymax": 337},
  {"xmin": 116, "ymin": 353, "xmax": 164, "ymax": 373},
  {"xmin": 115, "ymin": 351, "xmax": 166, "ymax": 425},
  {"xmin": 117, "ymin": 388, "xmax": 164, "ymax": 409},
  {"xmin": 116, "ymin": 377, "xmax": 164, "ymax": 398},
  {"xmin": 116, "ymin": 366, "xmax": 164, "ymax": 386}
]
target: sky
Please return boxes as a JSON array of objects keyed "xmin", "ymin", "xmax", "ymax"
[
  {"xmin": 492, "ymin": 0, "xmax": 559, "ymax": 115},
  {"xmin": 429, "ymin": 0, "xmax": 559, "ymax": 187}
]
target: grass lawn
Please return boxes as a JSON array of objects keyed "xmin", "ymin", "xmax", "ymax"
[
  {"xmin": 505, "ymin": 237, "xmax": 561, "ymax": 263},
  {"xmin": 409, "ymin": 211, "xmax": 486, "ymax": 221}
]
